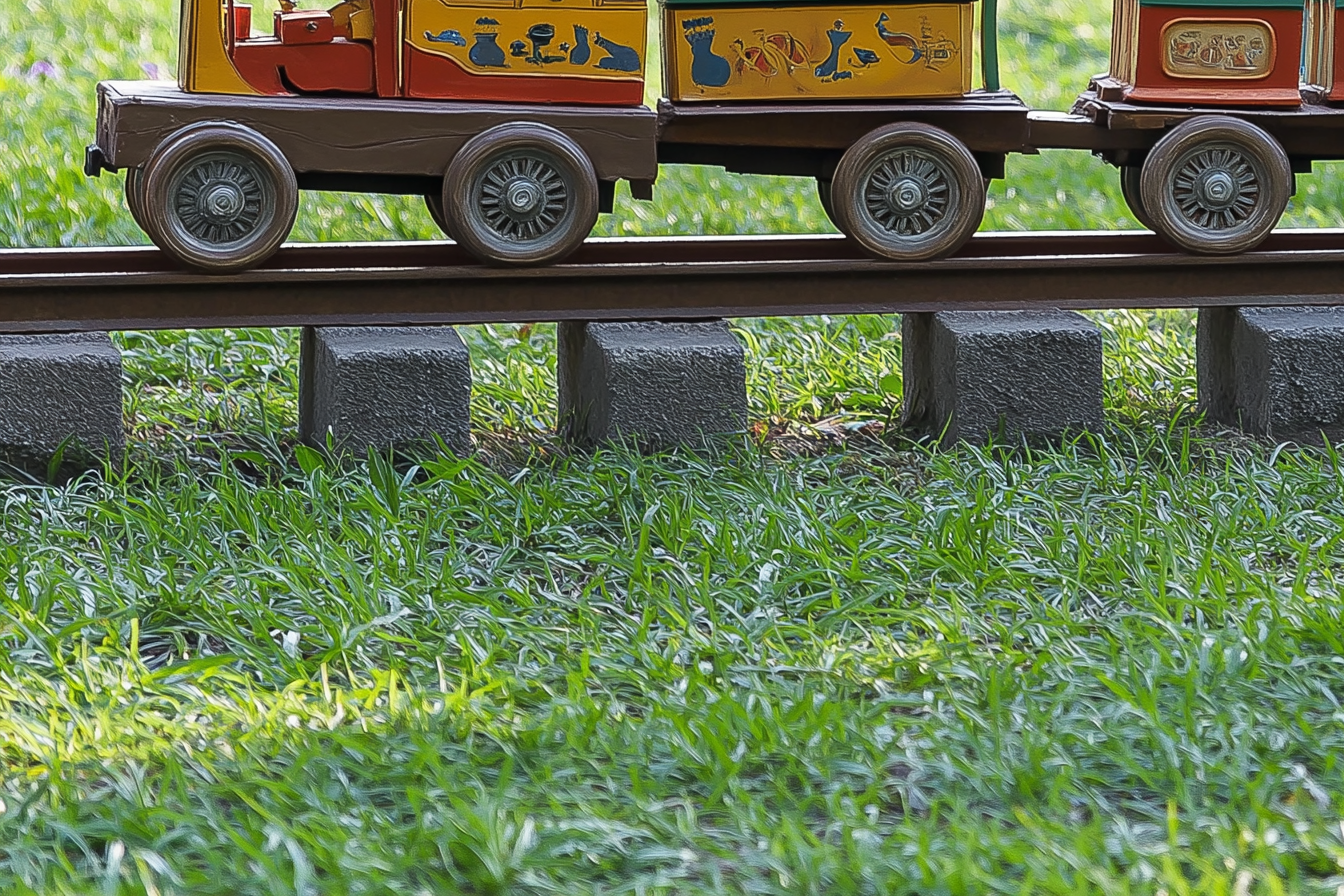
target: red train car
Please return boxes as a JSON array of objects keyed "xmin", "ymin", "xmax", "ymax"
[{"xmin": 1045, "ymin": 0, "xmax": 1344, "ymax": 255}]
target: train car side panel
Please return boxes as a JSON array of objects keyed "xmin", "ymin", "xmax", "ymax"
[
  {"xmin": 1105, "ymin": 0, "xmax": 1303, "ymax": 106},
  {"xmin": 403, "ymin": 0, "xmax": 648, "ymax": 105},
  {"xmin": 663, "ymin": 2, "xmax": 973, "ymax": 102}
]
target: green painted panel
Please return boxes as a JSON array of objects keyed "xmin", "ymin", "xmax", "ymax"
[{"xmin": 982, "ymin": 0, "xmax": 999, "ymax": 89}]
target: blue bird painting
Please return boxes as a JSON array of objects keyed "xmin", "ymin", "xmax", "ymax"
[
  {"xmin": 425, "ymin": 29, "xmax": 468, "ymax": 46},
  {"xmin": 875, "ymin": 13, "xmax": 922, "ymax": 62}
]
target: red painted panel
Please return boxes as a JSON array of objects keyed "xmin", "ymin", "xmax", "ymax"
[
  {"xmin": 232, "ymin": 4, "xmax": 252, "ymax": 42},
  {"xmin": 402, "ymin": 45, "xmax": 643, "ymax": 105},
  {"xmin": 372, "ymin": 0, "xmax": 398, "ymax": 98},
  {"xmin": 232, "ymin": 39, "xmax": 376, "ymax": 96},
  {"xmin": 1130, "ymin": 6, "xmax": 1302, "ymax": 106}
]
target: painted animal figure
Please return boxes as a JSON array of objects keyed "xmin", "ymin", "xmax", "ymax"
[
  {"xmin": 425, "ymin": 29, "xmax": 467, "ymax": 46},
  {"xmin": 875, "ymin": 12, "xmax": 923, "ymax": 63},
  {"xmin": 593, "ymin": 33, "xmax": 640, "ymax": 72}
]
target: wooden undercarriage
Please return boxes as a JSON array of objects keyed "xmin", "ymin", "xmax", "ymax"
[
  {"xmin": 90, "ymin": 75, "xmax": 1344, "ymax": 273},
  {"xmin": 88, "ymin": 81, "xmax": 1038, "ymax": 271},
  {"xmin": 1067, "ymin": 81, "xmax": 1344, "ymax": 168}
]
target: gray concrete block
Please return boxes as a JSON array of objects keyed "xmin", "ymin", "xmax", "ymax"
[
  {"xmin": 1198, "ymin": 306, "xmax": 1344, "ymax": 440},
  {"xmin": 300, "ymin": 326, "xmax": 471, "ymax": 455},
  {"xmin": 558, "ymin": 321, "xmax": 747, "ymax": 448},
  {"xmin": 901, "ymin": 310, "xmax": 1104, "ymax": 443},
  {"xmin": 0, "ymin": 332, "xmax": 124, "ymax": 470}
]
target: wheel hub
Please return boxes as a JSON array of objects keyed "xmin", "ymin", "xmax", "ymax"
[
  {"xmin": 1195, "ymin": 169, "xmax": 1236, "ymax": 210},
  {"xmin": 502, "ymin": 177, "xmax": 544, "ymax": 219},
  {"xmin": 476, "ymin": 153, "xmax": 569, "ymax": 242},
  {"xmin": 170, "ymin": 154, "xmax": 267, "ymax": 246},
  {"xmin": 862, "ymin": 149, "xmax": 950, "ymax": 236},
  {"xmin": 887, "ymin": 177, "xmax": 927, "ymax": 214},
  {"xmin": 202, "ymin": 182, "xmax": 247, "ymax": 222},
  {"xmin": 1171, "ymin": 144, "xmax": 1260, "ymax": 232}
]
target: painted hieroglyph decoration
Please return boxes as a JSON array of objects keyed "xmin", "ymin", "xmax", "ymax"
[
  {"xmin": 407, "ymin": 0, "xmax": 647, "ymax": 81},
  {"xmin": 1162, "ymin": 19, "xmax": 1275, "ymax": 79},
  {"xmin": 665, "ymin": 3, "xmax": 971, "ymax": 101}
]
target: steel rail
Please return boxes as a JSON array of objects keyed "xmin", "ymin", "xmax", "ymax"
[{"xmin": 1, "ymin": 230, "xmax": 1343, "ymax": 333}]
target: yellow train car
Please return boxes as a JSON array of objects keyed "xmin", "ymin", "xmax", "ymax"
[{"xmin": 663, "ymin": 0, "xmax": 975, "ymax": 101}]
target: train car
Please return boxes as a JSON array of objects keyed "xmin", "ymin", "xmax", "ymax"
[
  {"xmin": 1061, "ymin": 0, "xmax": 1344, "ymax": 255},
  {"xmin": 654, "ymin": 0, "xmax": 1031, "ymax": 265},
  {"xmin": 85, "ymin": 0, "xmax": 1022, "ymax": 272},
  {"xmin": 199, "ymin": 0, "xmax": 648, "ymax": 104},
  {"xmin": 86, "ymin": 0, "xmax": 659, "ymax": 273}
]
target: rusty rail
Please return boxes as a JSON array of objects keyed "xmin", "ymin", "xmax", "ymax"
[{"xmin": 1, "ymin": 230, "xmax": 1342, "ymax": 333}]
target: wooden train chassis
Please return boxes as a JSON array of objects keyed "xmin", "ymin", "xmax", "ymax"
[
  {"xmin": 656, "ymin": 90, "xmax": 1031, "ymax": 181},
  {"xmin": 88, "ymin": 82, "xmax": 1035, "ymax": 195},
  {"xmin": 88, "ymin": 81, "xmax": 660, "ymax": 200},
  {"xmin": 1064, "ymin": 82, "xmax": 1344, "ymax": 168},
  {"xmin": 85, "ymin": 76, "xmax": 1344, "ymax": 270}
]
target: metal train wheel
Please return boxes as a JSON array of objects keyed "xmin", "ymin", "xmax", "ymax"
[
  {"xmin": 830, "ymin": 123, "xmax": 984, "ymax": 262},
  {"xmin": 425, "ymin": 191, "xmax": 455, "ymax": 239},
  {"xmin": 1119, "ymin": 165, "xmax": 1155, "ymax": 231},
  {"xmin": 1139, "ymin": 116, "xmax": 1290, "ymax": 255},
  {"xmin": 141, "ymin": 124, "xmax": 298, "ymax": 274},
  {"xmin": 444, "ymin": 123, "xmax": 598, "ymax": 267},
  {"xmin": 126, "ymin": 166, "xmax": 173, "ymax": 256},
  {"xmin": 124, "ymin": 167, "xmax": 152, "ymax": 236}
]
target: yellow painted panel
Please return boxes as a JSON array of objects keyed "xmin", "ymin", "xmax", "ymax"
[
  {"xmin": 664, "ymin": 3, "xmax": 971, "ymax": 101},
  {"xmin": 408, "ymin": 0, "xmax": 648, "ymax": 80},
  {"xmin": 182, "ymin": 0, "xmax": 262, "ymax": 94}
]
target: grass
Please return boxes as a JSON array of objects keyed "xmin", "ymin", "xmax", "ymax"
[{"xmin": 2, "ymin": 0, "xmax": 1344, "ymax": 894}]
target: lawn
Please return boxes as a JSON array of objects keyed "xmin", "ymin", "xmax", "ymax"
[{"xmin": 3, "ymin": 0, "xmax": 1344, "ymax": 894}]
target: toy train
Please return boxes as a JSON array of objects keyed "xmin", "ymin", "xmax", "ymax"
[{"xmin": 82, "ymin": 0, "xmax": 1344, "ymax": 272}]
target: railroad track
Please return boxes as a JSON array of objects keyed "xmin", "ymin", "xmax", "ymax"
[{"xmin": 2, "ymin": 230, "xmax": 1343, "ymax": 333}]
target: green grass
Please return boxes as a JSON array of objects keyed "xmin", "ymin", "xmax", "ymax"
[{"xmin": 3, "ymin": 0, "xmax": 1344, "ymax": 894}]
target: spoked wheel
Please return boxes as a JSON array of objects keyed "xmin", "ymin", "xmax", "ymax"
[
  {"xmin": 444, "ymin": 123, "xmax": 598, "ymax": 266},
  {"xmin": 830, "ymin": 123, "xmax": 984, "ymax": 262},
  {"xmin": 124, "ymin": 167, "xmax": 152, "ymax": 236},
  {"xmin": 141, "ymin": 123, "xmax": 298, "ymax": 274},
  {"xmin": 425, "ymin": 190, "xmax": 454, "ymax": 239},
  {"xmin": 1119, "ymin": 165, "xmax": 1155, "ymax": 231},
  {"xmin": 1139, "ymin": 116, "xmax": 1290, "ymax": 255}
]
